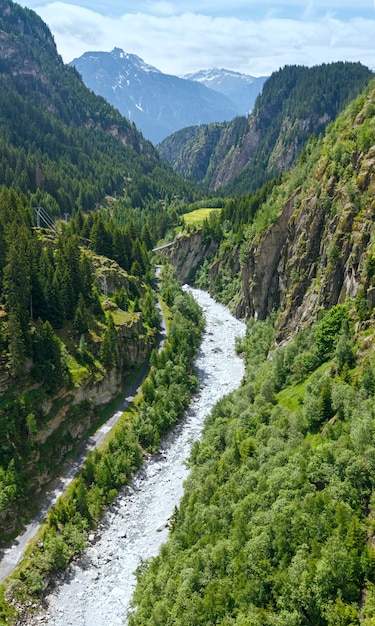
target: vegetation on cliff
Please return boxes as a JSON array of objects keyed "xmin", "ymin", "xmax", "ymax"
[
  {"xmin": 2, "ymin": 2, "xmax": 375, "ymax": 624},
  {"xmin": 192, "ymin": 78, "xmax": 375, "ymax": 344},
  {"xmin": 0, "ymin": 0, "xmax": 202, "ymax": 547},
  {"xmin": 0, "ymin": 184, "xmax": 166, "ymax": 541}
]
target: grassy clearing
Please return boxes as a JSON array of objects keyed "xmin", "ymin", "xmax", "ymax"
[
  {"xmin": 276, "ymin": 361, "xmax": 331, "ymax": 411},
  {"xmin": 182, "ymin": 208, "xmax": 221, "ymax": 227}
]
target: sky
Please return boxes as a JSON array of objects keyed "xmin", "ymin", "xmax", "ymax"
[{"xmin": 20, "ymin": 0, "xmax": 375, "ymax": 77}]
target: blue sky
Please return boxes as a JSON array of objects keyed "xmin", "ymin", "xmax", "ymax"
[{"xmin": 21, "ymin": 1, "xmax": 375, "ymax": 76}]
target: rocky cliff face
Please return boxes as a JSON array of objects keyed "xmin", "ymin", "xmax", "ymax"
[
  {"xmin": 0, "ymin": 308, "xmax": 153, "ymax": 537},
  {"xmin": 237, "ymin": 190, "xmax": 299, "ymax": 321},
  {"xmin": 236, "ymin": 96, "xmax": 375, "ymax": 343},
  {"xmin": 170, "ymin": 82, "xmax": 375, "ymax": 349},
  {"xmin": 167, "ymin": 231, "xmax": 220, "ymax": 284}
]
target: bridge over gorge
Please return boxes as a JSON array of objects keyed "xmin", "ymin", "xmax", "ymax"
[{"xmin": 152, "ymin": 240, "xmax": 175, "ymax": 252}]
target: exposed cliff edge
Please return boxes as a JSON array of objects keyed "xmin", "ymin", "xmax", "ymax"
[
  {"xmin": 0, "ymin": 237, "xmax": 158, "ymax": 541},
  {"xmin": 238, "ymin": 147, "xmax": 375, "ymax": 344},
  {"xmin": 167, "ymin": 231, "xmax": 220, "ymax": 284},
  {"xmin": 0, "ymin": 307, "xmax": 154, "ymax": 538}
]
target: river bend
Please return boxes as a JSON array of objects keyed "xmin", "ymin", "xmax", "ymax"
[{"xmin": 30, "ymin": 288, "xmax": 246, "ymax": 626}]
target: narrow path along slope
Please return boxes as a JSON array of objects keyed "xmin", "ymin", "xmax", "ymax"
[
  {"xmin": 0, "ymin": 287, "xmax": 167, "ymax": 585},
  {"xmin": 27, "ymin": 287, "xmax": 246, "ymax": 626}
]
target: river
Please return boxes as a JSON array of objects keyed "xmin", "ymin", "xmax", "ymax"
[{"xmin": 28, "ymin": 287, "xmax": 246, "ymax": 626}]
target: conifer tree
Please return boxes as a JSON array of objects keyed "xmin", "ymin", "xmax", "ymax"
[
  {"xmin": 32, "ymin": 319, "xmax": 64, "ymax": 390},
  {"xmin": 73, "ymin": 293, "xmax": 89, "ymax": 335},
  {"xmin": 100, "ymin": 313, "xmax": 119, "ymax": 370},
  {"xmin": 7, "ymin": 311, "xmax": 27, "ymax": 378}
]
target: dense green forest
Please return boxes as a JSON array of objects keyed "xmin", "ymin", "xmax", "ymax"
[
  {"xmin": 0, "ymin": 0, "xmax": 203, "ymax": 545},
  {"xmin": 129, "ymin": 305, "xmax": 375, "ymax": 625},
  {"xmin": 128, "ymin": 80, "xmax": 375, "ymax": 624},
  {"xmin": 0, "ymin": 185, "xmax": 165, "ymax": 538},
  {"xmin": 0, "ymin": 0, "xmax": 197, "ymax": 217},
  {"xmin": 0, "ymin": 267, "xmax": 203, "ymax": 622}
]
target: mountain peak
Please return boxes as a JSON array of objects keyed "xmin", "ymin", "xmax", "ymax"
[
  {"xmin": 70, "ymin": 52, "xmax": 241, "ymax": 144},
  {"xmin": 185, "ymin": 68, "xmax": 258, "ymax": 82},
  {"xmin": 110, "ymin": 48, "xmax": 161, "ymax": 74},
  {"xmin": 183, "ymin": 68, "xmax": 268, "ymax": 114}
]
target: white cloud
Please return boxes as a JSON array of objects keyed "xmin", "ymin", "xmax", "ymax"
[{"xmin": 26, "ymin": 2, "xmax": 375, "ymax": 75}]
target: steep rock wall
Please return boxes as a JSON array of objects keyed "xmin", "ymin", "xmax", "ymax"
[
  {"xmin": 238, "ymin": 143, "xmax": 375, "ymax": 343},
  {"xmin": 36, "ymin": 314, "xmax": 153, "ymax": 462},
  {"xmin": 0, "ymin": 313, "xmax": 154, "ymax": 538},
  {"xmin": 168, "ymin": 231, "xmax": 219, "ymax": 283}
]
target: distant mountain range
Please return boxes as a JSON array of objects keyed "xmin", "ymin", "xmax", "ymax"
[
  {"xmin": 183, "ymin": 68, "xmax": 268, "ymax": 114},
  {"xmin": 69, "ymin": 49, "xmax": 265, "ymax": 144}
]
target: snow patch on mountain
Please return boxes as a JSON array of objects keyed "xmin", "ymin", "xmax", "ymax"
[{"xmin": 70, "ymin": 49, "xmax": 241, "ymax": 144}]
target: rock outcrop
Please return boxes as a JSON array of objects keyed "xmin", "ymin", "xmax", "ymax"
[
  {"xmin": 237, "ymin": 139, "xmax": 375, "ymax": 343},
  {"xmin": 167, "ymin": 231, "xmax": 220, "ymax": 284}
]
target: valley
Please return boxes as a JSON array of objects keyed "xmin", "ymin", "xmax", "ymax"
[
  {"xmin": 23, "ymin": 288, "xmax": 245, "ymax": 626},
  {"xmin": 1, "ymin": 0, "xmax": 375, "ymax": 624}
]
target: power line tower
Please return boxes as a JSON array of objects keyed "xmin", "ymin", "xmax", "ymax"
[{"xmin": 33, "ymin": 206, "xmax": 57, "ymax": 232}]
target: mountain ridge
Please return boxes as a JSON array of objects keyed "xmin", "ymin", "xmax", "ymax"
[
  {"xmin": 159, "ymin": 62, "xmax": 374, "ymax": 194},
  {"xmin": 0, "ymin": 4, "xmax": 196, "ymax": 217},
  {"xmin": 70, "ymin": 48, "xmax": 242, "ymax": 144}
]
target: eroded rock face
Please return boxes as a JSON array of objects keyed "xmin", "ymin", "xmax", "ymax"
[
  {"xmin": 238, "ymin": 142, "xmax": 375, "ymax": 343},
  {"xmin": 0, "ymin": 310, "xmax": 154, "ymax": 537},
  {"xmin": 168, "ymin": 231, "xmax": 219, "ymax": 284},
  {"xmin": 236, "ymin": 190, "xmax": 298, "ymax": 320}
]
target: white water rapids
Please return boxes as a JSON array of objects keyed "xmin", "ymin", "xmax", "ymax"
[{"xmin": 29, "ymin": 288, "xmax": 246, "ymax": 626}]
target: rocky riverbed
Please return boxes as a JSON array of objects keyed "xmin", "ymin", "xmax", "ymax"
[{"xmin": 26, "ymin": 288, "xmax": 246, "ymax": 626}]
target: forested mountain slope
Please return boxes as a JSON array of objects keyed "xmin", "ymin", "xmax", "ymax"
[
  {"xmin": 0, "ymin": 1, "xmax": 194, "ymax": 216},
  {"xmin": 158, "ymin": 62, "xmax": 373, "ymax": 194},
  {"xmin": 0, "ymin": 0, "xmax": 198, "ymax": 546},
  {"xmin": 130, "ymin": 79, "xmax": 375, "ymax": 625}
]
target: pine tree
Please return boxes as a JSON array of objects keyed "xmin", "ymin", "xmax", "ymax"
[
  {"xmin": 317, "ymin": 378, "xmax": 334, "ymax": 424},
  {"xmin": 8, "ymin": 311, "xmax": 27, "ymax": 378},
  {"xmin": 100, "ymin": 313, "xmax": 119, "ymax": 370},
  {"xmin": 73, "ymin": 293, "xmax": 89, "ymax": 335},
  {"xmin": 32, "ymin": 319, "xmax": 64, "ymax": 390}
]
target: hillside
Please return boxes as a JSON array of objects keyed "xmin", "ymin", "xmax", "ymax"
[
  {"xmin": 0, "ymin": 2, "xmax": 194, "ymax": 216},
  {"xmin": 3, "ymin": 1, "xmax": 375, "ymax": 623},
  {"xmin": 0, "ymin": 0, "xmax": 198, "ymax": 547},
  {"xmin": 70, "ymin": 49, "xmax": 240, "ymax": 144},
  {"xmin": 158, "ymin": 62, "xmax": 373, "ymax": 194},
  {"xmin": 196, "ymin": 77, "xmax": 375, "ymax": 342},
  {"xmin": 129, "ymin": 78, "xmax": 375, "ymax": 625}
]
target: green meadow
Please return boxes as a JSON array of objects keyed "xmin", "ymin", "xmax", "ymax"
[{"xmin": 182, "ymin": 207, "xmax": 221, "ymax": 227}]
